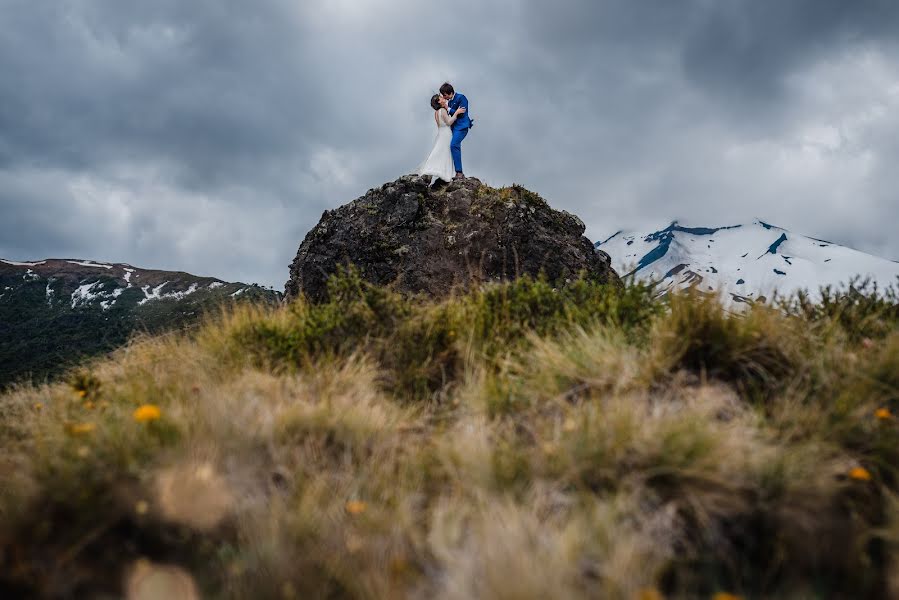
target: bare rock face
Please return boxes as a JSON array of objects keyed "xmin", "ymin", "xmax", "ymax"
[{"xmin": 285, "ymin": 175, "xmax": 619, "ymax": 302}]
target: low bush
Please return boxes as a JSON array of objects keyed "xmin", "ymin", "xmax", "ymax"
[
  {"xmin": 648, "ymin": 290, "xmax": 813, "ymax": 400},
  {"xmin": 778, "ymin": 276, "xmax": 899, "ymax": 342}
]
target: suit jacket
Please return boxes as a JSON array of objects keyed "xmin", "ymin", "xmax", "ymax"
[{"xmin": 447, "ymin": 93, "xmax": 473, "ymax": 131}]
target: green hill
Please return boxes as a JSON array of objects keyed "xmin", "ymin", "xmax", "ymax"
[{"xmin": 0, "ymin": 258, "xmax": 280, "ymax": 388}]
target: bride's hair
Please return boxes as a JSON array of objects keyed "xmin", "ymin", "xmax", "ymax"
[{"xmin": 430, "ymin": 94, "xmax": 442, "ymax": 111}]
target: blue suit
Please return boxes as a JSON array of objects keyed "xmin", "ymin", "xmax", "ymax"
[{"xmin": 447, "ymin": 93, "xmax": 472, "ymax": 174}]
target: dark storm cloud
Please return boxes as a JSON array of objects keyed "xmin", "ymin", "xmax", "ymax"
[
  {"xmin": 0, "ymin": 1, "xmax": 315, "ymax": 179},
  {"xmin": 683, "ymin": 0, "xmax": 899, "ymax": 103},
  {"xmin": 1, "ymin": 0, "xmax": 898, "ymax": 288}
]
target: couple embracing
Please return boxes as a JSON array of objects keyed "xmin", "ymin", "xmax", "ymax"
[{"xmin": 417, "ymin": 82, "xmax": 473, "ymax": 183}]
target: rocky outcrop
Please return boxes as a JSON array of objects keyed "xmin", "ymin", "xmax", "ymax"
[{"xmin": 285, "ymin": 175, "xmax": 619, "ymax": 302}]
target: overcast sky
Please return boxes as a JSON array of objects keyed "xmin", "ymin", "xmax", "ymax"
[{"xmin": 2, "ymin": 0, "xmax": 898, "ymax": 288}]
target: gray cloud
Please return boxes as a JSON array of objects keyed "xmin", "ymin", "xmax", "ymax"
[
  {"xmin": 1, "ymin": 0, "xmax": 898, "ymax": 289},
  {"xmin": 683, "ymin": 0, "xmax": 899, "ymax": 103}
]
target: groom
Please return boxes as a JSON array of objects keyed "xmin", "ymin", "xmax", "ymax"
[{"xmin": 440, "ymin": 82, "xmax": 473, "ymax": 180}]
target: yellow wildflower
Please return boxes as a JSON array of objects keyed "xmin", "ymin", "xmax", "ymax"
[
  {"xmin": 67, "ymin": 422, "xmax": 96, "ymax": 435},
  {"xmin": 345, "ymin": 500, "xmax": 367, "ymax": 515},
  {"xmin": 636, "ymin": 588, "xmax": 664, "ymax": 600},
  {"xmin": 76, "ymin": 389, "xmax": 87, "ymax": 398},
  {"xmin": 848, "ymin": 466, "xmax": 872, "ymax": 481},
  {"xmin": 133, "ymin": 404, "xmax": 162, "ymax": 422},
  {"xmin": 875, "ymin": 407, "xmax": 893, "ymax": 420}
]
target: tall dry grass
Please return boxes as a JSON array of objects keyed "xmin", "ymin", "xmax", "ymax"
[{"xmin": 1, "ymin": 272, "xmax": 897, "ymax": 599}]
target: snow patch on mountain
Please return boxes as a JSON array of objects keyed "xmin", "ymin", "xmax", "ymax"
[
  {"xmin": 138, "ymin": 281, "xmax": 200, "ymax": 305},
  {"xmin": 139, "ymin": 282, "xmax": 169, "ymax": 305},
  {"xmin": 596, "ymin": 219, "xmax": 899, "ymax": 303},
  {"xmin": 100, "ymin": 288, "xmax": 125, "ymax": 310},
  {"xmin": 71, "ymin": 281, "xmax": 129, "ymax": 310},
  {"xmin": 165, "ymin": 282, "xmax": 199, "ymax": 301},
  {"xmin": 71, "ymin": 282, "xmax": 102, "ymax": 308},
  {"xmin": 1, "ymin": 259, "xmax": 46, "ymax": 267},
  {"xmin": 67, "ymin": 260, "xmax": 113, "ymax": 269}
]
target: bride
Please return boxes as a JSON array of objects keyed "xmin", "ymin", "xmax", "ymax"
[{"xmin": 416, "ymin": 94, "xmax": 466, "ymax": 183}]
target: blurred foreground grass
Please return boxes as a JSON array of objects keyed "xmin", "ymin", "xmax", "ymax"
[{"xmin": 1, "ymin": 269, "xmax": 898, "ymax": 599}]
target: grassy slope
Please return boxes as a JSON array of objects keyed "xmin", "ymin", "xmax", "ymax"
[{"xmin": 1, "ymin": 270, "xmax": 898, "ymax": 599}]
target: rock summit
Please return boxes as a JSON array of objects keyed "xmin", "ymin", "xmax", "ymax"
[{"xmin": 285, "ymin": 175, "xmax": 619, "ymax": 301}]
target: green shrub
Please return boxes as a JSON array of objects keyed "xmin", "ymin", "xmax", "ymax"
[
  {"xmin": 231, "ymin": 266, "xmax": 411, "ymax": 367},
  {"xmin": 778, "ymin": 277, "xmax": 899, "ymax": 342},
  {"xmin": 464, "ymin": 274, "xmax": 662, "ymax": 356},
  {"xmin": 228, "ymin": 268, "xmax": 661, "ymax": 400},
  {"xmin": 650, "ymin": 290, "xmax": 810, "ymax": 399}
]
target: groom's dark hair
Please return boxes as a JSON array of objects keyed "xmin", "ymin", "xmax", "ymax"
[
  {"xmin": 439, "ymin": 82, "xmax": 454, "ymax": 96},
  {"xmin": 430, "ymin": 94, "xmax": 442, "ymax": 110}
]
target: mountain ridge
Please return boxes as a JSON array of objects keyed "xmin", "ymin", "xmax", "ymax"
[
  {"xmin": 0, "ymin": 257, "xmax": 280, "ymax": 387},
  {"xmin": 596, "ymin": 219, "xmax": 899, "ymax": 303}
]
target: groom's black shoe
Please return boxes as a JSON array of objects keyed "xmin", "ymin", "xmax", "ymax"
[{"xmin": 453, "ymin": 172, "xmax": 465, "ymax": 180}]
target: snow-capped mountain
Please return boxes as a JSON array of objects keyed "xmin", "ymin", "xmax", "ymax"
[
  {"xmin": 0, "ymin": 258, "xmax": 280, "ymax": 387},
  {"xmin": 0, "ymin": 258, "xmax": 266, "ymax": 310},
  {"xmin": 596, "ymin": 220, "xmax": 899, "ymax": 304}
]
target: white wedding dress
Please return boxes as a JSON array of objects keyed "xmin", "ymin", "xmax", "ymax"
[{"xmin": 416, "ymin": 109, "xmax": 454, "ymax": 183}]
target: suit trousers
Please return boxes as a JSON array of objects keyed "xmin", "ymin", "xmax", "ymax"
[{"xmin": 450, "ymin": 128, "xmax": 469, "ymax": 174}]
